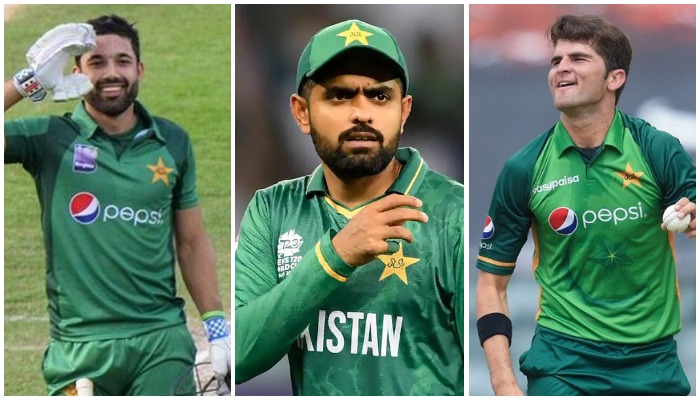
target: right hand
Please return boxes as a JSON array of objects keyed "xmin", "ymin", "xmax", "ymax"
[
  {"xmin": 332, "ymin": 194, "xmax": 428, "ymax": 267},
  {"xmin": 13, "ymin": 23, "xmax": 96, "ymax": 102}
]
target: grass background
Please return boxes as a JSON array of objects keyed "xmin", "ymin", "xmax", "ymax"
[{"xmin": 4, "ymin": 4, "xmax": 231, "ymax": 395}]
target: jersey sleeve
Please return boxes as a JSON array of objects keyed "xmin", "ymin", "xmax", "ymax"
[
  {"xmin": 642, "ymin": 129, "xmax": 696, "ymax": 206},
  {"xmin": 476, "ymin": 135, "xmax": 545, "ymax": 276},
  {"xmin": 235, "ymin": 190, "xmax": 357, "ymax": 384},
  {"xmin": 4, "ymin": 116, "xmax": 51, "ymax": 173},
  {"xmin": 453, "ymin": 212, "xmax": 464, "ymax": 352},
  {"xmin": 175, "ymin": 139, "xmax": 198, "ymax": 209}
]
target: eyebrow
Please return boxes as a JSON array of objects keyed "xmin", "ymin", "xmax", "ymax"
[
  {"xmin": 86, "ymin": 52, "xmax": 135, "ymax": 62},
  {"xmin": 551, "ymin": 51, "xmax": 593, "ymax": 65},
  {"xmin": 322, "ymin": 84, "xmax": 394, "ymax": 99}
]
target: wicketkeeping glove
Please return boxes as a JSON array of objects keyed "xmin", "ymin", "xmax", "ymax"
[
  {"xmin": 203, "ymin": 311, "xmax": 231, "ymax": 393},
  {"xmin": 13, "ymin": 23, "xmax": 96, "ymax": 102}
]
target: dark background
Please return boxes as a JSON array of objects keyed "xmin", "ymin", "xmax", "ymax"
[{"xmin": 235, "ymin": 4, "xmax": 464, "ymax": 395}]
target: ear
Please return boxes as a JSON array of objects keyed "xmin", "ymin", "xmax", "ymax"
[
  {"xmin": 606, "ymin": 69, "xmax": 626, "ymax": 92},
  {"xmin": 399, "ymin": 95, "xmax": 413, "ymax": 134},
  {"xmin": 137, "ymin": 62, "xmax": 145, "ymax": 81},
  {"xmin": 290, "ymin": 94, "xmax": 311, "ymax": 135}
]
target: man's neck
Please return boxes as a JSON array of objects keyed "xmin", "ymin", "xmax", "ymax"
[
  {"xmin": 559, "ymin": 104, "xmax": 616, "ymax": 148},
  {"xmin": 324, "ymin": 158, "xmax": 402, "ymax": 209},
  {"xmin": 85, "ymin": 103, "xmax": 138, "ymax": 135}
]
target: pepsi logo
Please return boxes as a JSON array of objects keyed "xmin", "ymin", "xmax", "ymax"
[
  {"xmin": 482, "ymin": 215, "xmax": 495, "ymax": 240},
  {"xmin": 69, "ymin": 192, "xmax": 100, "ymax": 224},
  {"xmin": 548, "ymin": 207, "xmax": 578, "ymax": 235}
]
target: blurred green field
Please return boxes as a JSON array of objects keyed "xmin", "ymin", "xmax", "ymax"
[{"xmin": 4, "ymin": 4, "xmax": 231, "ymax": 395}]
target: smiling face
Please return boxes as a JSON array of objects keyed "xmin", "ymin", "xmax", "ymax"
[
  {"xmin": 76, "ymin": 34, "xmax": 143, "ymax": 117},
  {"xmin": 548, "ymin": 40, "xmax": 615, "ymax": 114}
]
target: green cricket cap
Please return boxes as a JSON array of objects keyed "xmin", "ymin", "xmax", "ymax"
[{"xmin": 296, "ymin": 19, "xmax": 409, "ymax": 95}]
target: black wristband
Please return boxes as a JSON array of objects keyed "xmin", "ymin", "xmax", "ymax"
[{"xmin": 477, "ymin": 312, "xmax": 512, "ymax": 347}]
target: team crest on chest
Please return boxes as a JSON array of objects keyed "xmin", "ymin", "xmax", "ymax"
[
  {"xmin": 146, "ymin": 157, "xmax": 174, "ymax": 186},
  {"xmin": 377, "ymin": 242, "xmax": 421, "ymax": 285},
  {"xmin": 615, "ymin": 161, "xmax": 643, "ymax": 189}
]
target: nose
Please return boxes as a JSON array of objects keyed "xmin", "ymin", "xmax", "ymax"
[
  {"xmin": 350, "ymin": 97, "xmax": 372, "ymax": 125},
  {"xmin": 103, "ymin": 59, "xmax": 120, "ymax": 78},
  {"xmin": 555, "ymin": 58, "xmax": 573, "ymax": 73}
]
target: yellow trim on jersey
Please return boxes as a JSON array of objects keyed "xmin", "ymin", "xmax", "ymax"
[
  {"xmin": 324, "ymin": 196, "xmax": 366, "ymax": 218},
  {"xmin": 477, "ymin": 255, "xmax": 516, "ymax": 268},
  {"xmin": 404, "ymin": 158, "xmax": 424, "ymax": 195},
  {"xmin": 315, "ymin": 242, "xmax": 347, "ymax": 282},
  {"xmin": 531, "ymin": 221, "xmax": 540, "ymax": 273}
]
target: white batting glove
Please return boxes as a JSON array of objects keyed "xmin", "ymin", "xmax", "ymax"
[
  {"xmin": 13, "ymin": 23, "xmax": 96, "ymax": 102},
  {"xmin": 203, "ymin": 312, "xmax": 231, "ymax": 392}
]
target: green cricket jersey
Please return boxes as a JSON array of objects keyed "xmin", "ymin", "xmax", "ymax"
[
  {"xmin": 477, "ymin": 110, "xmax": 696, "ymax": 344},
  {"xmin": 235, "ymin": 147, "xmax": 464, "ymax": 395},
  {"xmin": 5, "ymin": 101, "xmax": 198, "ymax": 341}
]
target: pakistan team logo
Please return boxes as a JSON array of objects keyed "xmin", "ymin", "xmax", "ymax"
[{"xmin": 278, "ymin": 229, "xmax": 303, "ymax": 257}]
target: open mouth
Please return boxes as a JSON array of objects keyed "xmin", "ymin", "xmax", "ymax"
[{"xmin": 557, "ymin": 81, "xmax": 576, "ymax": 88}]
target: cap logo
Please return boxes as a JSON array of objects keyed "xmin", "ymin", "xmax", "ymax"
[{"xmin": 337, "ymin": 22, "xmax": 372, "ymax": 46}]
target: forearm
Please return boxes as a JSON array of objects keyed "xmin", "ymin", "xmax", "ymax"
[
  {"xmin": 178, "ymin": 232, "xmax": 223, "ymax": 314},
  {"xmin": 476, "ymin": 271, "xmax": 521, "ymax": 395},
  {"xmin": 5, "ymin": 80, "xmax": 22, "ymax": 112},
  {"xmin": 236, "ymin": 233, "xmax": 353, "ymax": 383}
]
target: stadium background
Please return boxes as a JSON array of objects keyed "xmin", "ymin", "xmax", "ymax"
[
  {"xmin": 469, "ymin": 4, "xmax": 696, "ymax": 395},
  {"xmin": 234, "ymin": 4, "xmax": 464, "ymax": 395},
  {"xmin": 3, "ymin": 4, "xmax": 231, "ymax": 395}
]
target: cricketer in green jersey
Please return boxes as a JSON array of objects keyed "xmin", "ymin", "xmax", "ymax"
[
  {"xmin": 235, "ymin": 19, "xmax": 464, "ymax": 395},
  {"xmin": 4, "ymin": 15, "xmax": 230, "ymax": 395},
  {"xmin": 476, "ymin": 15, "xmax": 695, "ymax": 396}
]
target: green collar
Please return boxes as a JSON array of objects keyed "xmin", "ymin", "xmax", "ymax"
[
  {"xmin": 306, "ymin": 147, "xmax": 428, "ymax": 197},
  {"xmin": 552, "ymin": 109, "xmax": 625, "ymax": 158},
  {"xmin": 69, "ymin": 100, "xmax": 165, "ymax": 142}
]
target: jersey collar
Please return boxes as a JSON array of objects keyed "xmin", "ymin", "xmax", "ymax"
[
  {"xmin": 305, "ymin": 147, "xmax": 428, "ymax": 197},
  {"xmin": 70, "ymin": 100, "xmax": 166, "ymax": 142},
  {"xmin": 553, "ymin": 109, "xmax": 625, "ymax": 157}
]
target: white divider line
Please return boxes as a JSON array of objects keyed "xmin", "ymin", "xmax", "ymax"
[{"xmin": 5, "ymin": 315, "xmax": 49, "ymax": 322}]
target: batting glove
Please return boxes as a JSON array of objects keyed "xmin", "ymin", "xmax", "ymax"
[
  {"xmin": 203, "ymin": 311, "xmax": 231, "ymax": 392},
  {"xmin": 13, "ymin": 23, "xmax": 96, "ymax": 103}
]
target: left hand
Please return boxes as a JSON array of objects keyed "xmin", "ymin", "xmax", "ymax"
[
  {"xmin": 661, "ymin": 197, "xmax": 696, "ymax": 239},
  {"xmin": 203, "ymin": 313, "xmax": 231, "ymax": 391}
]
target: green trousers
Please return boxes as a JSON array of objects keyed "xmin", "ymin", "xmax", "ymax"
[
  {"xmin": 519, "ymin": 325, "xmax": 690, "ymax": 395},
  {"xmin": 43, "ymin": 324, "xmax": 196, "ymax": 396}
]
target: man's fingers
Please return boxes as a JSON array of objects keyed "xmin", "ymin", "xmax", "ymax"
[
  {"xmin": 373, "ymin": 193, "xmax": 423, "ymax": 212},
  {"xmin": 383, "ymin": 226, "xmax": 415, "ymax": 243},
  {"xmin": 381, "ymin": 207, "xmax": 428, "ymax": 226}
]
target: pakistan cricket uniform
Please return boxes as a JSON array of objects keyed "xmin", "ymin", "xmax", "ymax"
[
  {"xmin": 236, "ymin": 147, "xmax": 464, "ymax": 395},
  {"xmin": 4, "ymin": 101, "xmax": 197, "ymax": 395},
  {"xmin": 478, "ymin": 110, "xmax": 695, "ymax": 395}
]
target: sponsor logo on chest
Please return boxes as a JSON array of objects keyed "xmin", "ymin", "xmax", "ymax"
[
  {"xmin": 532, "ymin": 174, "xmax": 580, "ymax": 195},
  {"xmin": 69, "ymin": 192, "xmax": 164, "ymax": 226}
]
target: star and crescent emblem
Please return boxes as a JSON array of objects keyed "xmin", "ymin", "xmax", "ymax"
[
  {"xmin": 615, "ymin": 162, "xmax": 643, "ymax": 188},
  {"xmin": 377, "ymin": 242, "xmax": 421, "ymax": 285},
  {"xmin": 146, "ymin": 157, "xmax": 174, "ymax": 186},
  {"xmin": 337, "ymin": 22, "xmax": 373, "ymax": 46}
]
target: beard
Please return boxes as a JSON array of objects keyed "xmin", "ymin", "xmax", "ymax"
[
  {"xmin": 310, "ymin": 122, "xmax": 401, "ymax": 180},
  {"xmin": 84, "ymin": 77, "xmax": 139, "ymax": 117}
]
